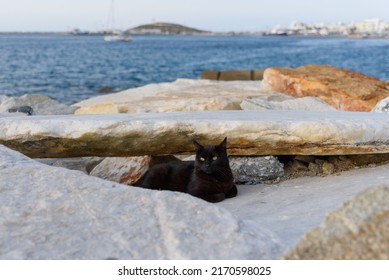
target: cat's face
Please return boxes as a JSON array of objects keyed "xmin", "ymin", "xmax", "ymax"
[{"xmin": 193, "ymin": 138, "xmax": 228, "ymax": 174}]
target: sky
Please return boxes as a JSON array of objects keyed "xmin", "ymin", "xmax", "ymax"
[{"xmin": 0, "ymin": 0, "xmax": 389, "ymax": 32}]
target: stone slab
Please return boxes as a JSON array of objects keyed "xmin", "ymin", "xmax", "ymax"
[
  {"xmin": 73, "ymin": 79, "xmax": 262, "ymax": 114},
  {"xmin": 2, "ymin": 110, "xmax": 389, "ymax": 158}
]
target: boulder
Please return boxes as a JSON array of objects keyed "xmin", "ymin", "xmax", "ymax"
[
  {"xmin": 89, "ymin": 156, "xmax": 151, "ymax": 185},
  {"xmin": 229, "ymin": 156, "xmax": 284, "ymax": 184},
  {"xmin": 2, "ymin": 110, "xmax": 389, "ymax": 158},
  {"xmin": 0, "ymin": 94, "xmax": 76, "ymax": 115},
  {"xmin": 261, "ymin": 65, "xmax": 389, "ymax": 111},
  {"xmin": 283, "ymin": 184, "xmax": 389, "ymax": 259},
  {"xmin": 74, "ymin": 79, "xmax": 262, "ymax": 114},
  {"xmin": 0, "ymin": 145, "xmax": 283, "ymax": 259},
  {"xmin": 240, "ymin": 96, "xmax": 336, "ymax": 111}
]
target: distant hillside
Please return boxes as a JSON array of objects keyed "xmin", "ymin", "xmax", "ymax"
[{"xmin": 126, "ymin": 22, "xmax": 210, "ymax": 35}]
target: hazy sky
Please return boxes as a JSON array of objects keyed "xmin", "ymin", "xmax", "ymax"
[{"xmin": 1, "ymin": 0, "xmax": 389, "ymax": 32}]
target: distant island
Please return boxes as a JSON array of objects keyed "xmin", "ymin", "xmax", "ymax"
[
  {"xmin": 68, "ymin": 22, "xmax": 252, "ymax": 36},
  {"xmin": 125, "ymin": 22, "xmax": 210, "ymax": 35}
]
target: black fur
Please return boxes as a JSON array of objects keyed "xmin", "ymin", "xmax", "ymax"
[{"xmin": 134, "ymin": 137, "xmax": 237, "ymax": 203}]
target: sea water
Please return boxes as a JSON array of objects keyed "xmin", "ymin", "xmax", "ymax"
[{"xmin": 0, "ymin": 34, "xmax": 388, "ymax": 105}]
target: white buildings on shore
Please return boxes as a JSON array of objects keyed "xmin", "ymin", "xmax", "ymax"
[
  {"xmin": 264, "ymin": 19, "xmax": 389, "ymax": 37},
  {"xmin": 354, "ymin": 19, "xmax": 387, "ymax": 34}
]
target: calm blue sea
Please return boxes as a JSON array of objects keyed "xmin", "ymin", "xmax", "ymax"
[{"xmin": 0, "ymin": 34, "xmax": 388, "ymax": 105}]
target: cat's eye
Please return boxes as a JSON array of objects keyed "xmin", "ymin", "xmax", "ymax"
[
  {"xmin": 212, "ymin": 156, "xmax": 218, "ymax": 160},
  {"xmin": 200, "ymin": 157, "xmax": 205, "ymax": 161}
]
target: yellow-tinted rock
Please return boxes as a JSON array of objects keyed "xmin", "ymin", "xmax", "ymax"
[{"xmin": 262, "ymin": 65, "xmax": 389, "ymax": 112}]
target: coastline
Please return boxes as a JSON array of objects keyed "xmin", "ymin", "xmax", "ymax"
[{"xmin": 2, "ymin": 31, "xmax": 389, "ymax": 39}]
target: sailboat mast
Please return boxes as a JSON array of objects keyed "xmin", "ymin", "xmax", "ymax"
[
  {"xmin": 104, "ymin": 0, "xmax": 132, "ymax": 42},
  {"xmin": 107, "ymin": 0, "xmax": 116, "ymax": 34}
]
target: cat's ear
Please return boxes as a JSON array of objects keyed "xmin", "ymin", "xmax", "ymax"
[
  {"xmin": 219, "ymin": 137, "xmax": 227, "ymax": 150},
  {"xmin": 193, "ymin": 140, "xmax": 204, "ymax": 151}
]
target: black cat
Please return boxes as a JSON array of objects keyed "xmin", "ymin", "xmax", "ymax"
[{"xmin": 134, "ymin": 137, "xmax": 237, "ymax": 203}]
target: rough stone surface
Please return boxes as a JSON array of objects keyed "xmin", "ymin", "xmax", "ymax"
[
  {"xmin": 74, "ymin": 79, "xmax": 262, "ymax": 114},
  {"xmin": 37, "ymin": 157, "xmax": 103, "ymax": 174},
  {"xmin": 371, "ymin": 97, "xmax": 389, "ymax": 113},
  {"xmin": 0, "ymin": 145, "xmax": 283, "ymax": 259},
  {"xmin": 283, "ymin": 184, "xmax": 389, "ymax": 259},
  {"xmin": 283, "ymin": 154, "xmax": 389, "ymax": 179},
  {"xmin": 0, "ymin": 94, "xmax": 76, "ymax": 115},
  {"xmin": 240, "ymin": 96, "xmax": 336, "ymax": 111},
  {"xmin": 229, "ymin": 156, "xmax": 284, "ymax": 184},
  {"xmin": 2, "ymin": 110, "xmax": 389, "ymax": 158},
  {"xmin": 90, "ymin": 156, "xmax": 151, "ymax": 185},
  {"xmin": 261, "ymin": 65, "xmax": 389, "ymax": 111}
]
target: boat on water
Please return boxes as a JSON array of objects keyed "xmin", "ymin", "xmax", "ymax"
[
  {"xmin": 104, "ymin": 0, "xmax": 132, "ymax": 42},
  {"xmin": 104, "ymin": 32, "xmax": 132, "ymax": 42}
]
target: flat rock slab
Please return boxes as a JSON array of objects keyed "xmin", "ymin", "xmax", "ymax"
[
  {"xmin": 73, "ymin": 79, "xmax": 262, "ymax": 114},
  {"xmin": 2, "ymin": 110, "xmax": 389, "ymax": 158},
  {"xmin": 0, "ymin": 145, "xmax": 282, "ymax": 259}
]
